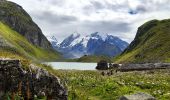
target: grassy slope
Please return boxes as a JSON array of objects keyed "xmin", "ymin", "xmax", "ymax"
[
  {"xmin": 65, "ymin": 55, "xmax": 112, "ymax": 63},
  {"xmin": 0, "ymin": 22, "xmax": 61, "ymax": 61},
  {"xmin": 0, "ymin": 0, "xmax": 52, "ymax": 49},
  {"xmin": 53, "ymin": 70, "xmax": 170, "ymax": 100},
  {"xmin": 0, "ymin": 22, "xmax": 61, "ymax": 100},
  {"xmin": 114, "ymin": 19, "xmax": 170, "ymax": 63}
]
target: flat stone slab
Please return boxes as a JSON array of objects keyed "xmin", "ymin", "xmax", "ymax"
[{"xmin": 119, "ymin": 92, "xmax": 156, "ymax": 100}]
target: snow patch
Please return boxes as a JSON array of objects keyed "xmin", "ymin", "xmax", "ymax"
[
  {"xmin": 72, "ymin": 33, "xmax": 80, "ymax": 38},
  {"xmin": 70, "ymin": 37, "xmax": 83, "ymax": 47},
  {"xmin": 46, "ymin": 36, "xmax": 59, "ymax": 47},
  {"xmin": 80, "ymin": 36, "xmax": 90, "ymax": 47},
  {"xmin": 47, "ymin": 36, "xmax": 58, "ymax": 42},
  {"xmin": 91, "ymin": 32, "xmax": 108, "ymax": 41}
]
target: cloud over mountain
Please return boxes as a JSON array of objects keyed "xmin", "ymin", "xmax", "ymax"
[{"xmin": 9, "ymin": 0, "xmax": 170, "ymax": 43}]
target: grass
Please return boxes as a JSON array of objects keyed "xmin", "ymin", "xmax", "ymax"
[
  {"xmin": 0, "ymin": 22, "xmax": 61, "ymax": 61},
  {"xmin": 114, "ymin": 19, "xmax": 170, "ymax": 63},
  {"xmin": 0, "ymin": 21, "xmax": 62, "ymax": 100},
  {"xmin": 64, "ymin": 55, "xmax": 112, "ymax": 63},
  {"xmin": 49, "ymin": 69, "xmax": 170, "ymax": 100},
  {"xmin": 4, "ymin": 62, "xmax": 170, "ymax": 100},
  {"xmin": 1, "ymin": 11, "xmax": 170, "ymax": 100}
]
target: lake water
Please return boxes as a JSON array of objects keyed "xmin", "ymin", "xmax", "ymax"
[{"xmin": 46, "ymin": 62, "xmax": 97, "ymax": 70}]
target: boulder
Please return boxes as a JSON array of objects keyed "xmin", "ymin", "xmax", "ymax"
[
  {"xmin": 96, "ymin": 60, "xmax": 108, "ymax": 70},
  {"xmin": 119, "ymin": 92, "xmax": 156, "ymax": 100},
  {"xmin": 109, "ymin": 63, "xmax": 120, "ymax": 69},
  {"xmin": 0, "ymin": 59, "xmax": 67, "ymax": 100}
]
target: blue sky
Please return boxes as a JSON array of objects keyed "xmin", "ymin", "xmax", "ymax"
[{"xmin": 9, "ymin": 0, "xmax": 170, "ymax": 43}]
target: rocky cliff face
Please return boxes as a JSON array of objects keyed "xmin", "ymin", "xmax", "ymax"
[
  {"xmin": 0, "ymin": 59, "xmax": 67, "ymax": 100},
  {"xmin": 0, "ymin": 0, "xmax": 52, "ymax": 49}
]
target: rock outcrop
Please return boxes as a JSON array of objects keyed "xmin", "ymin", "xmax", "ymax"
[
  {"xmin": 96, "ymin": 60, "xmax": 108, "ymax": 70},
  {"xmin": 118, "ymin": 63, "xmax": 170, "ymax": 72},
  {"xmin": 119, "ymin": 92, "xmax": 156, "ymax": 100},
  {"xmin": 108, "ymin": 63, "xmax": 170, "ymax": 72},
  {"xmin": 0, "ymin": 59, "xmax": 67, "ymax": 100},
  {"xmin": 0, "ymin": 0, "xmax": 52, "ymax": 49}
]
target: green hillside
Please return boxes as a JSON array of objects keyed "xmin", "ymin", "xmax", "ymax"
[
  {"xmin": 65, "ymin": 55, "xmax": 111, "ymax": 62},
  {"xmin": 0, "ymin": 0, "xmax": 52, "ymax": 49},
  {"xmin": 114, "ymin": 19, "xmax": 170, "ymax": 63},
  {"xmin": 0, "ymin": 22, "xmax": 61, "ymax": 61}
]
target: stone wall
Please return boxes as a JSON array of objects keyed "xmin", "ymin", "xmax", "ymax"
[{"xmin": 0, "ymin": 59, "xmax": 67, "ymax": 100}]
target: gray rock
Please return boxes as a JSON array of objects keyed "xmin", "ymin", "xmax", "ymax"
[
  {"xmin": 0, "ymin": 59, "xmax": 67, "ymax": 100},
  {"xmin": 119, "ymin": 92, "xmax": 156, "ymax": 100},
  {"xmin": 118, "ymin": 63, "xmax": 170, "ymax": 72},
  {"xmin": 154, "ymin": 63, "xmax": 170, "ymax": 69},
  {"xmin": 96, "ymin": 60, "xmax": 108, "ymax": 70}
]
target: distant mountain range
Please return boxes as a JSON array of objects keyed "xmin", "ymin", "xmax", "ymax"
[{"xmin": 47, "ymin": 32, "xmax": 129, "ymax": 58}]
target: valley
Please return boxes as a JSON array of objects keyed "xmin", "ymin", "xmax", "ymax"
[{"xmin": 1, "ymin": 0, "xmax": 170, "ymax": 100}]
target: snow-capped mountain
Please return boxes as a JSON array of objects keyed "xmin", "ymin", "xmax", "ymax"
[
  {"xmin": 48, "ymin": 32, "xmax": 129, "ymax": 58},
  {"xmin": 47, "ymin": 36, "xmax": 59, "ymax": 47}
]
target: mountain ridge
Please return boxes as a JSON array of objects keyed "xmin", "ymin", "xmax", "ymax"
[
  {"xmin": 0, "ymin": 22, "xmax": 61, "ymax": 61},
  {"xmin": 48, "ymin": 32, "xmax": 129, "ymax": 58},
  {"xmin": 0, "ymin": 0, "xmax": 52, "ymax": 49},
  {"xmin": 0, "ymin": 0, "xmax": 61, "ymax": 61},
  {"xmin": 115, "ymin": 19, "xmax": 170, "ymax": 63}
]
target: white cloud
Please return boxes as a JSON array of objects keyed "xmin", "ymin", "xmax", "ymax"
[{"xmin": 8, "ymin": 0, "xmax": 170, "ymax": 43}]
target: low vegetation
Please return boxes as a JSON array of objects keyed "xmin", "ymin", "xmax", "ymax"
[
  {"xmin": 52, "ymin": 69, "xmax": 170, "ymax": 100},
  {"xmin": 65, "ymin": 55, "xmax": 112, "ymax": 63},
  {"xmin": 0, "ymin": 22, "xmax": 61, "ymax": 61},
  {"xmin": 115, "ymin": 19, "xmax": 170, "ymax": 63},
  {"xmin": 1, "ymin": 2, "xmax": 170, "ymax": 99}
]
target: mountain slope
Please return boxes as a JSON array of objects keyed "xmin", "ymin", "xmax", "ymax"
[
  {"xmin": 49, "ymin": 32, "xmax": 129, "ymax": 58},
  {"xmin": 0, "ymin": 22, "xmax": 61, "ymax": 61},
  {"xmin": 0, "ymin": 0, "xmax": 61, "ymax": 61},
  {"xmin": 0, "ymin": 0, "xmax": 51, "ymax": 49},
  {"xmin": 72, "ymin": 55, "xmax": 111, "ymax": 62},
  {"xmin": 115, "ymin": 19, "xmax": 170, "ymax": 63}
]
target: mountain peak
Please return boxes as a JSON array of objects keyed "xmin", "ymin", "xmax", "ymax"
[
  {"xmin": 0, "ymin": 0, "xmax": 52, "ymax": 49},
  {"xmin": 59, "ymin": 33, "xmax": 81, "ymax": 48},
  {"xmin": 47, "ymin": 36, "xmax": 58, "ymax": 43},
  {"xmin": 90, "ymin": 32, "xmax": 108, "ymax": 40},
  {"xmin": 70, "ymin": 33, "xmax": 81, "ymax": 38},
  {"xmin": 51, "ymin": 32, "xmax": 129, "ymax": 58}
]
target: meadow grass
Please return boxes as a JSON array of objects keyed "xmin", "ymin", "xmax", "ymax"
[
  {"xmin": 0, "ymin": 22, "xmax": 61, "ymax": 61},
  {"xmin": 114, "ymin": 19, "xmax": 170, "ymax": 63},
  {"xmin": 51, "ymin": 69, "xmax": 170, "ymax": 100}
]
